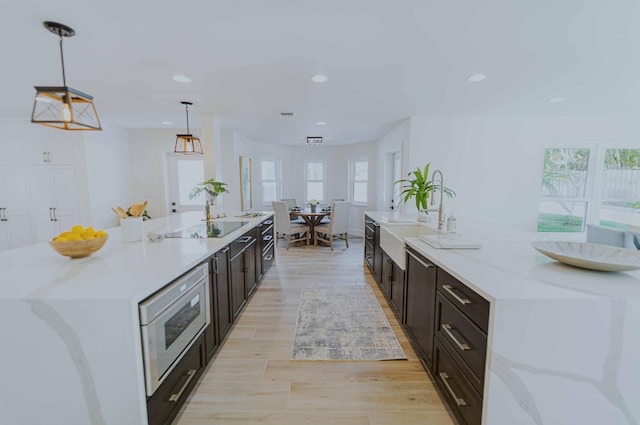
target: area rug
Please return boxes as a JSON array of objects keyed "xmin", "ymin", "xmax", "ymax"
[{"xmin": 291, "ymin": 285, "xmax": 407, "ymax": 361}]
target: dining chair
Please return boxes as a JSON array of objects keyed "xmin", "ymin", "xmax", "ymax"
[
  {"xmin": 313, "ymin": 201, "xmax": 350, "ymax": 250},
  {"xmin": 272, "ymin": 201, "xmax": 310, "ymax": 249},
  {"xmin": 281, "ymin": 198, "xmax": 302, "ymax": 222}
]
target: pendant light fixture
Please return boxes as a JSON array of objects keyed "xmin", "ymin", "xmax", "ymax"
[
  {"xmin": 31, "ymin": 21, "xmax": 101, "ymax": 131},
  {"xmin": 174, "ymin": 101, "xmax": 203, "ymax": 155}
]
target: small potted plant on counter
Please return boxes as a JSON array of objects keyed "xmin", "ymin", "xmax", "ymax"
[
  {"xmin": 189, "ymin": 179, "xmax": 229, "ymax": 221},
  {"xmin": 395, "ymin": 163, "xmax": 455, "ymax": 222}
]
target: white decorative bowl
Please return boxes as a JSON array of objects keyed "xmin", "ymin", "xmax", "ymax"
[{"xmin": 531, "ymin": 241, "xmax": 640, "ymax": 272}]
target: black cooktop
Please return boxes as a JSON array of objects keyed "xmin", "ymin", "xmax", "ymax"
[{"xmin": 164, "ymin": 221, "xmax": 249, "ymax": 239}]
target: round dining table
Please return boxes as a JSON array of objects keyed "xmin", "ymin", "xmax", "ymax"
[{"xmin": 289, "ymin": 208, "xmax": 331, "ymax": 243}]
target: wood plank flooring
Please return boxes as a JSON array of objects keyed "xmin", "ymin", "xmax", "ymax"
[{"xmin": 175, "ymin": 238, "xmax": 455, "ymax": 425}]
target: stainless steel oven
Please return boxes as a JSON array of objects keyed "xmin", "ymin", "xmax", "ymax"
[{"xmin": 139, "ymin": 263, "xmax": 210, "ymax": 396}]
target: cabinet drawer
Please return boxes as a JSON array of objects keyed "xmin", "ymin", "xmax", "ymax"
[
  {"xmin": 434, "ymin": 338, "xmax": 483, "ymax": 425},
  {"xmin": 437, "ymin": 269, "xmax": 490, "ymax": 333},
  {"xmin": 436, "ymin": 293, "xmax": 486, "ymax": 394},
  {"xmin": 262, "ymin": 241, "xmax": 274, "ymax": 271},
  {"xmin": 147, "ymin": 334, "xmax": 206, "ymax": 425},
  {"xmin": 230, "ymin": 233, "xmax": 256, "ymax": 259}
]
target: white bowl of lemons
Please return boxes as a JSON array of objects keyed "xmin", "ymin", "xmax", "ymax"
[{"xmin": 49, "ymin": 225, "xmax": 108, "ymax": 259}]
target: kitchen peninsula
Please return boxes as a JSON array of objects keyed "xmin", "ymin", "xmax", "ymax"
[
  {"xmin": 0, "ymin": 211, "xmax": 274, "ymax": 425},
  {"xmin": 365, "ymin": 212, "xmax": 640, "ymax": 425}
]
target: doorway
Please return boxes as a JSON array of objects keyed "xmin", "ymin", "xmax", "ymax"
[
  {"xmin": 386, "ymin": 150, "xmax": 402, "ymax": 211},
  {"xmin": 166, "ymin": 154, "xmax": 205, "ymax": 214}
]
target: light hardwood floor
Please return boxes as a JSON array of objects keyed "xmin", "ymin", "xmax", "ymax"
[{"xmin": 175, "ymin": 238, "xmax": 455, "ymax": 425}]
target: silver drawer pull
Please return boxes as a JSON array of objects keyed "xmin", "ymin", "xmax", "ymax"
[
  {"xmin": 442, "ymin": 324, "xmax": 471, "ymax": 351},
  {"xmin": 439, "ymin": 372, "xmax": 467, "ymax": 406},
  {"xmin": 442, "ymin": 284, "xmax": 471, "ymax": 305},
  {"xmin": 237, "ymin": 236, "xmax": 252, "ymax": 243},
  {"xmin": 263, "ymin": 235, "xmax": 273, "ymax": 241},
  {"xmin": 408, "ymin": 250, "xmax": 433, "ymax": 270},
  {"xmin": 168, "ymin": 369, "xmax": 197, "ymax": 402},
  {"xmin": 264, "ymin": 254, "xmax": 273, "ymax": 261}
]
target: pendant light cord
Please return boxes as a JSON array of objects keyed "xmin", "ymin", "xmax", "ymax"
[
  {"xmin": 58, "ymin": 35, "xmax": 67, "ymax": 86},
  {"xmin": 185, "ymin": 104, "xmax": 190, "ymax": 133}
]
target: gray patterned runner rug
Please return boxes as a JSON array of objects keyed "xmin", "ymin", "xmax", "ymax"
[{"xmin": 291, "ymin": 284, "xmax": 407, "ymax": 361}]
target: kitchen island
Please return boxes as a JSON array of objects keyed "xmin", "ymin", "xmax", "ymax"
[
  {"xmin": 365, "ymin": 212, "xmax": 640, "ymax": 425},
  {"xmin": 0, "ymin": 211, "xmax": 274, "ymax": 425}
]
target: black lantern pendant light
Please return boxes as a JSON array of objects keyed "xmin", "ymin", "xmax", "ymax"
[
  {"xmin": 174, "ymin": 101, "xmax": 203, "ymax": 155},
  {"xmin": 31, "ymin": 21, "xmax": 101, "ymax": 131}
]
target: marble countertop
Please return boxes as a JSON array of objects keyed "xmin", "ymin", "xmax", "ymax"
[
  {"xmin": 366, "ymin": 211, "xmax": 640, "ymax": 302},
  {"xmin": 0, "ymin": 211, "xmax": 273, "ymax": 302}
]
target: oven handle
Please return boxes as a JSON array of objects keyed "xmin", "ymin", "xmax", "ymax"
[{"xmin": 168, "ymin": 369, "xmax": 197, "ymax": 402}]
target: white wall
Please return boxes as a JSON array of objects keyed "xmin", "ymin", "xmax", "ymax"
[
  {"xmin": 83, "ymin": 124, "xmax": 133, "ymax": 229},
  {"xmin": 219, "ymin": 132, "xmax": 379, "ymax": 236},
  {"xmin": 400, "ymin": 116, "xmax": 640, "ymax": 231},
  {"xmin": 375, "ymin": 119, "xmax": 410, "ymax": 211},
  {"xmin": 128, "ymin": 128, "xmax": 205, "ymax": 220}
]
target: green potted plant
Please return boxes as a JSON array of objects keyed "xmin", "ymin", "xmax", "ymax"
[
  {"xmin": 395, "ymin": 164, "xmax": 455, "ymax": 220},
  {"xmin": 189, "ymin": 179, "xmax": 229, "ymax": 220}
]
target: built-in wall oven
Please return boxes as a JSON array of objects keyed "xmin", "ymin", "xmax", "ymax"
[{"xmin": 139, "ymin": 263, "xmax": 210, "ymax": 396}]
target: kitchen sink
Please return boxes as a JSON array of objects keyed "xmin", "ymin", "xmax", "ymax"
[{"xmin": 380, "ymin": 224, "xmax": 443, "ymax": 270}]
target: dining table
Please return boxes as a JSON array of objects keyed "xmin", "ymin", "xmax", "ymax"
[{"xmin": 289, "ymin": 208, "xmax": 331, "ymax": 243}]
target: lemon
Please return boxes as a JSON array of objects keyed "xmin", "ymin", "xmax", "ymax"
[
  {"xmin": 67, "ymin": 233, "xmax": 82, "ymax": 241},
  {"xmin": 54, "ymin": 236, "xmax": 69, "ymax": 242},
  {"xmin": 96, "ymin": 230, "xmax": 107, "ymax": 237},
  {"xmin": 58, "ymin": 231, "xmax": 73, "ymax": 238},
  {"xmin": 71, "ymin": 225, "xmax": 85, "ymax": 235}
]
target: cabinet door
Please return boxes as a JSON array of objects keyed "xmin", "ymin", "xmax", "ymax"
[
  {"xmin": 390, "ymin": 260, "xmax": 405, "ymax": 321},
  {"xmin": 372, "ymin": 223, "xmax": 383, "ymax": 284},
  {"xmin": 29, "ymin": 166, "xmax": 79, "ymax": 242},
  {"xmin": 0, "ymin": 166, "xmax": 34, "ymax": 249},
  {"xmin": 214, "ymin": 248, "xmax": 232, "ymax": 344},
  {"xmin": 244, "ymin": 240, "xmax": 257, "ymax": 297},
  {"xmin": 380, "ymin": 251, "xmax": 391, "ymax": 297},
  {"xmin": 405, "ymin": 248, "xmax": 437, "ymax": 371},
  {"xmin": 11, "ymin": 123, "xmax": 50, "ymax": 164},
  {"xmin": 230, "ymin": 253, "xmax": 246, "ymax": 319}
]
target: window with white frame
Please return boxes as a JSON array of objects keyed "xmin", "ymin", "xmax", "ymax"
[
  {"xmin": 261, "ymin": 159, "xmax": 280, "ymax": 206},
  {"xmin": 350, "ymin": 158, "xmax": 368, "ymax": 205},
  {"xmin": 304, "ymin": 160, "xmax": 325, "ymax": 202},
  {"xmin": 537, "ymin": 145, "xmax": 640, "ymax": 232}
]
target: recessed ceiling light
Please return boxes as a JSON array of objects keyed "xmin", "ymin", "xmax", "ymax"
[
  {"xmin": 161, "ymin": 121, "xmax": 172, "ymax": 125},
  {"xmin": 316, "ymin": 121, "xmax": 326, "ymax": 126},
  {"xmin": 311, "ymin": 74, "xmax": 328, "ymax": 83},
  {"xmin": 467, "ymin": 74, "xmax": 487, "ymax": 82},
  {"xmin": 549, "ymin": 97, "xmax": 567, "ymax": 103},
  {"xmin": 172, "ymin": 74, "xmax": 192, "ymax": 83},
  {"xmin": 280, "ymin": 112, "xmax": 295, "ymax": 117}
]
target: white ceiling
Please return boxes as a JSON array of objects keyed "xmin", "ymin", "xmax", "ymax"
[{"xmin": 2, "ymin": 0, "xmax": 639, "ymax": 145}]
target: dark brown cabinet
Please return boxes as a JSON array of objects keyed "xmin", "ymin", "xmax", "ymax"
[
  {"xmin": 230, "ymin": 232, "xmax": 257, "ymax": 319},
  {"xmin": 404, "ymin": 246, "xmax": 437, "ymax": 371},
  {"xmin": 257, "ymin": 219, "xmax": 274, "ymax": 284},
  {"xmin": 380, "ymin": 250, "xmax": 405, "ymax": 321},
  {"xmin": 364, "ymin": 214, "xmax": 382, "ymax": 284},
  {"xmin": 208, "ymin": 247, "xmax": 231, "ymax": 357},
  {"xmin": 432, "ymin": 269, "xmax": 489, "ymax": 425},
  {"xmin": 146, "ymin": 335, "xmax": 206, "ymax": 425}
]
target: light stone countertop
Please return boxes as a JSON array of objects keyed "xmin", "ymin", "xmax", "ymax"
[
  {"xmin": 366, "ymin": 211, "xmax": 640, "ymax": 425},
  {"xmin": 0, "ymin": 211, "xmax": 273, "ymax": 302}
]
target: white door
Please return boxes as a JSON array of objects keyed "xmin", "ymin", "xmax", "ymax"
[{"xmin": 167, "ymin": 154, "xmax": 205, "ymax": 214}]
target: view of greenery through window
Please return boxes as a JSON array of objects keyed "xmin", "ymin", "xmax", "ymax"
[{"xmin": 538, "ymin": 147, "xmax": 640, "ymax": 232}]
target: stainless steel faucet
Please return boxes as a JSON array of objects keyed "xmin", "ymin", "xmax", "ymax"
[{"xmin": 429, "ymin": 169, "xmax": 445, "ymax": 230}]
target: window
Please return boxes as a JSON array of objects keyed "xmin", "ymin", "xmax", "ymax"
[
  {"xmin": 538, "ymin": 148, "xmax": 590, "ymax": 232},
  {"xmin": 304, "ymin": 160, "xmax": 325, "ymax": 202},
  {"xmin": 537, "ymin": 145, "xmax": 640, "ymax": 232},
  {"xmin": 599, "ymin": 148, "xmax": 640, "ymax": 229},
  {"xmin": 350, "ymin": 158, "xmax": 368, "ymax": 205},
  {"xmin": 261, "ymin": 159, "xmax": 281, "ymax": 206}
]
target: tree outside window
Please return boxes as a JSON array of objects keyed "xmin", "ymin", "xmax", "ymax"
[{"xmin": 538, "ymin": 148, "xmax": 589, "ymax": 232}]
